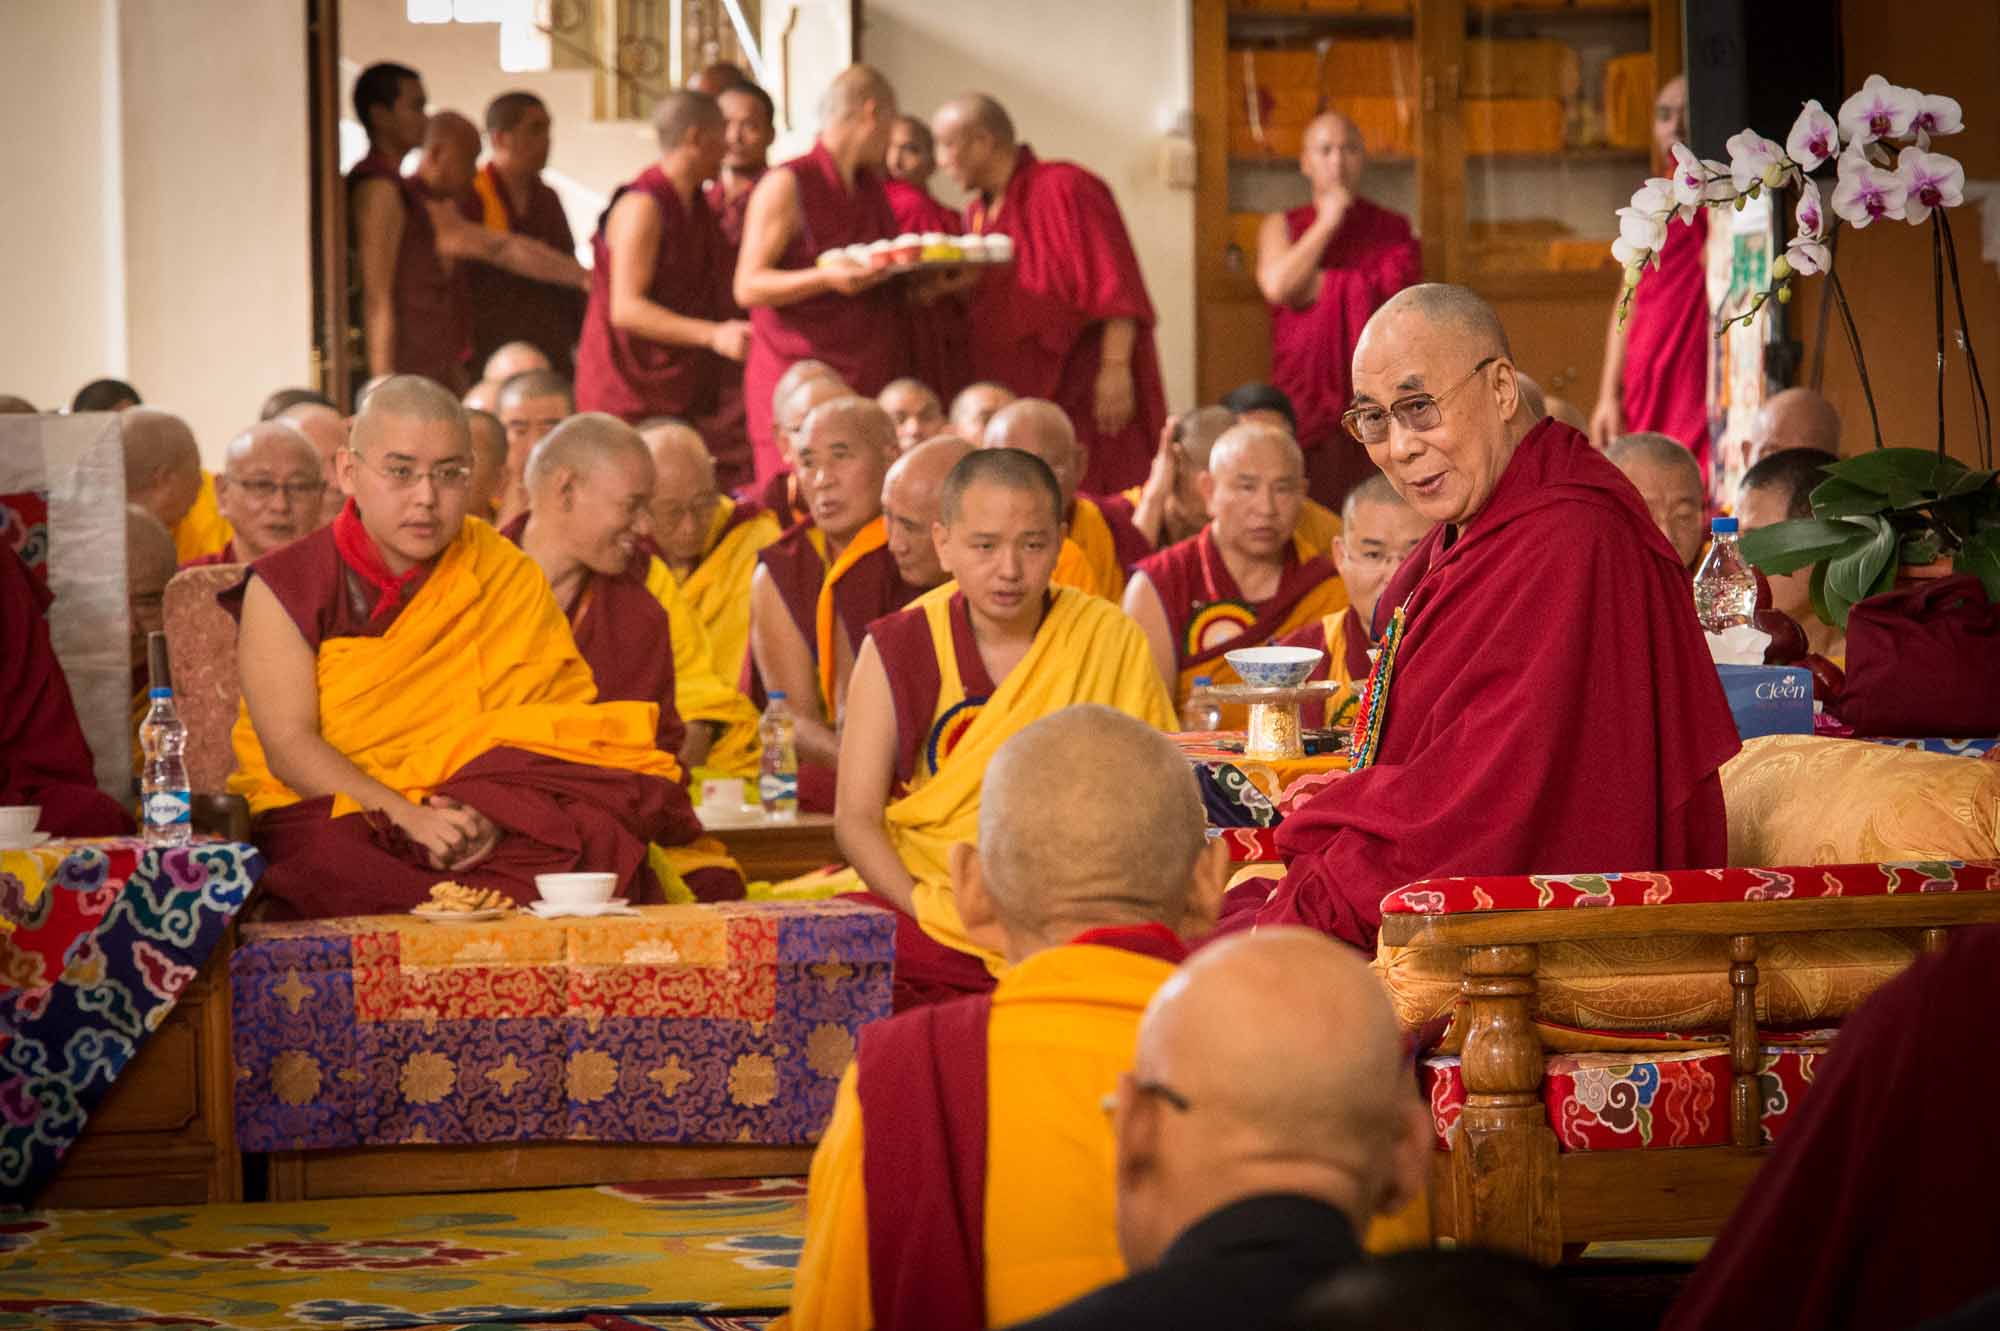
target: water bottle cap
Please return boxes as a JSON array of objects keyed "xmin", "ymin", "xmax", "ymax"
[
  {"xmin": 1192, "ymin": 675, "xmax": 1212, "ymax": 687},
  {"xmin": 768, "ymin": 690, "xmax": 787, "ymax": 701},
  {"xmin": 148, "ymin": 687, "xmax": 172, "ymax": 699},
  {"xmin": 1711, "ymin": 515, "xmax": 1739, "ymax": 534}
]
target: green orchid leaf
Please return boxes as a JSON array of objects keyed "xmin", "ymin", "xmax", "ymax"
[
  {"xmin": 1825, "ymin": 516, "xmax": 1896, "ymax": 607},
  {"xmin": 1935, "ymin": 465, "xmax": 1996, "ymax": 499},
  {"xmin": 1824, "ymin": 448, "xmax": 1941, "ymax": 498},
  {"xmin": 1955, "ymin": 527, "xmax": 2000, "ymax": 600},
  {"xmin": 1809, "ymin": 476, "xmax": 1898, "ymax": 517},
  {"xmin": 1738, "ymin": 517, "xmax": 1873, "ymax": 574},
  {"xmin": 1808, "ymin": 560, "xmax": 1836, "ymax": 626}
]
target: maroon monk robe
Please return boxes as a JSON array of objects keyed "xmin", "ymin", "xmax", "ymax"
[
  {"xmin": 1134, "ymin": 525, "xmax": 1340, "ymax": 681},
  {"xmin": 699, "ymin": 169, "xmax": 766, "ymax": 491},
  {"xmin": 1621, "ymin": 208, "xmax": 1712, "ymax": 482},
  {"xmin": 223, "ymin": 520, "xmax": 682, "ymax": 918},
  {"xmin": 704, "ymin": 168, "xmax": 765, "ymax": 314},
  {"xmin": 743, "ymin": 143, "xmax": 911, "ymax": 483},
  {"xmin": 1090, "ymin": 490, "xmax": 1155, "ymax": 565},
  {"xmin": 1663, "ymin": 927, "xmax": 2000, "ymax": 1331},
  {"xmin": 1224, "ymin": 420, "xmax": 1739, "ymax": 949},
  {"xmin": 743, "ymin": 469, "xmax": 809, "ymax": 528},
  {"xmin": 347, "ymin": 150, "xmax": 471, "ymax": 391},
  {"xmin": 745, "ymin": 523, "xmax": 835, "ymax": 812},
  {"xmin": 857, "ymin": 925, "xmax": 1187, "ymax": 1329},
  {"xmin": 0, "ymin": 546, "xmax": 134, "ymax": 836},
  {"xmin": 1270, "ymin": 198, "xmax": 1422, "ymax": 509},
  {"xmin": 886, "ymin": 177, "xmax": 972, "ymax": 405},
  {"xmin": 964, "ymin": 146, "xmax": 1166, "ymax": 494},
  {"xmin": 459, "ymin": 162, "xmax": 587, "ymax": 376}
]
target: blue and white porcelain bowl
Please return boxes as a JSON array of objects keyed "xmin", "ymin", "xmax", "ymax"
[{"xmin": 1224, "ymin": 645, "xmax": 1324, "ymax": 689}]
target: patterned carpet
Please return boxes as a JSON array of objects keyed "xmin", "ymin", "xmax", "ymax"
[{"xmin": 0, "ymin": 1178, "xmax": 803, "ymax": 1330}]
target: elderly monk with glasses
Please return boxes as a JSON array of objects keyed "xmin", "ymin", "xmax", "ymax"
[
  {"xmin": 1217, "ymin": 284, "xmax": 1740, "ymax": 951},
  {"xmin": 223, "ymin": 375, "xmax": 691, "ymax": 918},
  {"xmin": 184, "ymin": 421, "xmax": 327, "ymax": 567}
]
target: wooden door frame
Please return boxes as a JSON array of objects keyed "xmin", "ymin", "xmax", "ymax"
[{"xmin": 306, "ymin": 0, "xmax": 350, "ymax": 409}]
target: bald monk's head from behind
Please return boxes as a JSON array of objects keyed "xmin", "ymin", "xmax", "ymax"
[
  {"xmin": 639, "ymin": 419, "xmax": 722, "ymax": 571},
  {"xmin": 778, "ymin": 375, "xmax": 854, "ymax": 470},
  {"xmin": 0, "ymin": 395, "xmax": 37, "ymax": 414},
  {"xmin": 1112, "ymin": 928, "xmax": 1429, "ymax": 1272},
  {"xmin": 216, "ymin": 421, "xmax": 325, "ymax": 560},
  {"xmin": 955, "ymin": 704, "xmax": 1228, "ymax": 964},
  {"xmin": 462, "ymin": 378, "xmax": 500, "ymax": 413},
  {"xmin": 877, "ymin": 377, "xmax": 946, "ymax": 453},
  {"xmin": 1299, "ymin": 110, "xmax": 1366, "ymax": 199},
  {"xmin": 1203, "ymin": 424, "xmax": 1306, "ymax": 563},
  {"xmin": 278, "ymin": 402, "xmax": 349, "ymax": 529},
  {"xmin": 1349, "ymin": 283, "xmax": 1524, "ymax": 527},
  {"xmin": 1607, "ymin": 431, "xmax": 1705, "ymax": 569},
  {"xmin": 483, "ymin": 341, "xmax": 549, "ymax": 386},
  {"xmin": 949, "ymin": 381, "xmax": 1016, "ymax": 438},
  {"xmin": 1749, "ymin": 387, "xmax": 1841, "ymax": 467},
  {"xmin": 819, "ymin": 64, "xmax": 898, "ymax": 161},
  {"xmin": 688, "ymin": 61, "xmax": 747, "ymax": 98},
  {"xmin": 1337, "ymin": 472, "xmax": 1433, "ymax": 630},
  {"xmin": 882, "ymin": 434, "xmax": 974, "ymax": 589},
  {"xmin": 795, "ymin": 396, "xmax": 896, "ymax": 543},
  {"xmin": 932, "ymin": 92, "xmax": 1017, "ymax": 196},
  {"xmin": 464, "ymin": 408, "xmax": 507, "ymax": 519},
  {"xmin": 125, "ymin": 505, "xmax": 177, "ymax": 672},
  {"xmin": 417, "ymin": 110, "xmax": 483, "ymax": 198},
  {"xmin": 652, "ymin": 89, "xmax": 726, "ymax": 179},
  {"xmin": 340, "ymin": 375, "xmax": 476, "ymax": 574},
  {"xmin": 259, "ymin": 387, "xmax": 331, "ymax": 421},
  {"xmin": 983, "ymin": 398, "xmax": 1084, "ymax": 511},
  {"xmin": 120, "ymin": 408, "xmax": 204, "ymax": 531},
  {"xmin": 935, "ymin": 447, "xmax": 1067, "ymax": 633},
  {"xmin": 524, "ymin": 413, "xmax": 657, "ymax": 577}
]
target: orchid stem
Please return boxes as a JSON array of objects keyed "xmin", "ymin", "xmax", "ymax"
[
  {"xmin": 1933, "ymin": 215, "xmax": 1947, "ymax": 458},
  {"xmin": 1827, "ymin": 267, "xmax": 1884, "ymax": 450},
  {"xmin": 1937, "ymin": 212, "xmax": 1994, "ymax": 469}
]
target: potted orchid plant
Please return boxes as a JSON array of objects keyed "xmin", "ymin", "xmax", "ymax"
[{"xmin": 1612, "ymin": 75, "xmax": 1999, "ymax": 628}]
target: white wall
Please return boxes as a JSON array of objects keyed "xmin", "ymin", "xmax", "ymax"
[
  {"xmin": 861, "ymin": 0, "xmax": 1197, "ymax": 412},
  {"xmin": 0, "ymin": 1, "xmax": 312, "ymax": 464}
]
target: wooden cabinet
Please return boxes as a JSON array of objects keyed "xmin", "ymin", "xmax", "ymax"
[{"xmin": 1192, "ymin": 0, "xmax": 1682, "ymax": 407}]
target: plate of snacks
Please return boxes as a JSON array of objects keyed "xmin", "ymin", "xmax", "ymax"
[
  {"xmin": 816, "ymin": 231, "xmax": 1014, "ymax": 275},
  {"xmin": 411, "ymin": 881, "xmax": 514, "ymax": 922}
]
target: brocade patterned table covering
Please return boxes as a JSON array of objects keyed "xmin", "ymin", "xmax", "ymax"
[
  {"xmin": 231, "ymin": 899, "xmax": 894, "ymax": 1153},
  {"xmin": 0, "ymin": 836, "xmax": 259, "ymax": 1205}
]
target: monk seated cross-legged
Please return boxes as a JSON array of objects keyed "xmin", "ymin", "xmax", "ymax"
[
  {"xmin": 504, "ymin": 413, "xmax": 744, "ymax": 900},
  {"xmin": 747, "ymin": 397, "xmax": 914, "ymax": 809},
  {"xmin": 833, "ymin": 449, "xmax": 1177, "ymax": 1005},
  {"xmin": 1124, "ymin": 423, "xmax": 1348, "ymax": 715},
  {"xmin": 228, "ymin": 376, "xmax": 693, "ymax": 918},
  {"xmin": 1282, "ymin": 472, "xmax": 1434, "ymax": 729},
  {"xmin": 982, "ymin": 398, "xmax": 1150, "ymax": 600},
  {"xmin": 1219, "ymin": 284, "xmax": 1740, "ymax": 950},
  {"xmin": 788, "ymin": 705, "xmax": 1229, "ymax": 1330}
]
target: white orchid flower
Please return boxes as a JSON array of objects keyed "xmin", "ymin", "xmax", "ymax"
[
  {"xmin": 1784, "ymin": 100, "xmax": 1840, "ymax": 172},
  {"xmin": 1896, "ymin": 147, "xmax": 1965, "ymax": 223},
  {"xmin": 1794, "ymin": 179, "xmax": 1827, "ymax": 240},
  {"xmin": 1785, "ymin": 236, "xmax": 1831, "ymax": 276},
  {"xmin": 1726, "ymin": 129, "xmax": 1793, "ymax": 193},
  {"xmin": 1837, "ymin": 74, "xmax": 1918, "ymax": 147},
  {"xmin": 1908, "ymin": 92, "xmax": 1963, "ymax": 148},
  {"xmin": 1830, "ymin": 145, "xmax": 1909, "ymax": 228}
]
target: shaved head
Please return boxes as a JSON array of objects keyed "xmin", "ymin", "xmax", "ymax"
[
  {"xmin": 939, "ymin": 445, "xmax": 1063, "ymax": 528},
  {"xmin": 641, "ymin": 418, "xmax": 715, "ymax": 491},
  {"xmin": 483, "ymin": 341, "xmax": 550, "ymax": 384},
  {"xmin": 882, "ymin": 434, "xmax": 974, "ymax": 587},
  {"xmin": 525, "ymin": 412, "xmax": 649, "ymax": 493},
  {"xmin": 972, "ymin": 705, "xmax": 1211, "ymax": 943},
  {"xmin": 259, "ymin": 387, "xmax": 331, "ymax": 421},
  {"xmin": 424, "ymin": 109, "xmax": 480, "ymax": 154},
  {"xmin": 778, "ymin": 376, "xmax": 853, "ymax": 458},
  {"xmin": 1301, "ymin": 110, "xmax": 1366, "ymax": 196},
  {"xmin": 983, "ymin": 398, "xmax": 1082, "ymax": 508},
  {"xmin": 221, "ymin": 419, "xmax": 319, "ymax": 474},
  {"xmin": 465, "ymin": 408, "xmax": 507, "ymax": 517},
  {"xmin": 1205, "ymin": 424, "xmax": 1306, "ymax": 561},
  {"xmin": 1116, "ymin": 928, "xmax": 1420, "ymax": 1269},
  {"xmin": 0, "ymin": 395, "xmax": 36, "ymax": 414},
  {"xmin": 640, "ymin": 420, "xmax": 721, "ymax": 567},
  {"xmin": 1336, "ymin": 472, "xmax": 1432, "ymax": 629},
  {"xmin": 653, "ymin": 88, "xmax": 723, "ymax": 150},
  {"xmin": 821, "ymin": 63, "xmax": 897, "ymax": 125},
  {"xmin": 1304, "ymin": 109, "xmax": 1362, "ymax": 147},
  {"xmin": 1340, "ymin": 469, "xmax": 1405, "ymax": 528},
  {"xmin": 1176, "ymin": 406, "xmax": 1237, "ymax": 471},
  {"xmin": 217, "ymin": 421, "xmax": 325, "ymax": 559},
  {"xmin": 1609, "ymin": 431, "xmax": 1706, "ymax": 568},
  {"xmin": 120, "ymin": 408, "xmax": 203, "ymax": 530},
  {"xmin": 351, "ymin": 374, "xmax": 471, "ymax": 457},
  {"xmin": 1751, "ymin": 387, "xmax": 1841, "ymax": 465},
  {"xmin": 689, "ymin": 62, "xmax": 747, "ymax": 97},
  {"xmin": 1208, "ymin": 421, "xmax": 1303, "ymax": 478},
  {"xmin": 935, "ymin": 93, "xmax": 1016, "ymax": 147},
  {"xmin": 497, "ymin": 368, "xmax": 574, "ymax": 413},
  {"xmin": 950, "ymin": 382, "xmax": 1017, "ymax": 436},
  {"xmin": 1365, "ymin": 282, "xmax": 1512, "ymax": 362},
  {"xmin": 771, "ymin": 359, "xmax": 843, "ymax": 419},
  {"xmin": 279, "ymin": 402, "xmax": 348, "ymax": 528}
]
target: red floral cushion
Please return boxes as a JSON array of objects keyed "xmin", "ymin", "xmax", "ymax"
[
  {"xmin": 1422, "ymin": 1035, "xmax": 1835, "ymax": 1153},
  {"xmin": 1212, "ymin": 827, "xmax": 1282, "ymax": 863},
  {"xmin": 1381, "ymin": 860, "xmax": 1999, "ymax": 916}
]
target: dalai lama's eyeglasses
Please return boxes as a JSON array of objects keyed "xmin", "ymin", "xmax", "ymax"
[
  {"xmin": 1341, "ymin": 356, "xmax": 1499, "ymax": 445},
  {"xmin": 344, "ymin": 447, "xmax": 475, "ymax": 491}
]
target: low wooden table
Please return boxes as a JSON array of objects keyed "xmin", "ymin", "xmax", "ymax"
[{"xmin": 698, "ymin": 806, "xmax": 842, "ymax": 883}]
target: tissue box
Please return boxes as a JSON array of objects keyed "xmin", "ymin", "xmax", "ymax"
[{"xmin": 1717, "ymin": 665, "xmax": 1815, "ymax": 741}]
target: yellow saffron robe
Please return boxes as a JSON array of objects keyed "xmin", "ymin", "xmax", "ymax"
[
  {"xmin": 785, "ymin": 942, "xmax": 1176, "ymax": 1331},
  {"xmin": 644, "ymin": 555, "xmax": 762, "ymax": 778},
  {"xmin": 171, "ymin": 471, "xmax": 235, "ymax": 564},
  {"xmin": 1049, "ymin": 495, "xmax": 1127, "ymax": 600},
  {"xmin": 1295, "ymin": 497, "xmax": 1343, "ymax": 559},
  {"xmin": 673, "ymin": 496, "xmax": 783, "ymax": 695},
  {"xmin": 230, "ymin": 517, "xmax": 678, "ymax": 816}
]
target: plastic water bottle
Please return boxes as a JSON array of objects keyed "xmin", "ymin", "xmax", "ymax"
[
  {"xmin": 757, "ymin": 692, "xmax": 799, "ymax": 822},
  {"xmin": 1693, "ymin": 515, "xmax": 1759, "ymax": 633},
  {"xmin": 139, "ymin": 631, "xmax": 192, "ymax": 847},
  {"xmin": 1181, "ymin": 675, "xmax": 1223, "ymax": 732}
]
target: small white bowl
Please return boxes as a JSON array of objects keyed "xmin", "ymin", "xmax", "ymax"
[
  {"xmin": 0, "ymin": 806, "xmax": 40, "ymax": 841},
  {"xmin": 534, "ymin": 872, "xmax": 616, "ymax": 907},
  {"xmin": 1225, "ymin": 645, "xmax": 1324, "ymax": 689}
]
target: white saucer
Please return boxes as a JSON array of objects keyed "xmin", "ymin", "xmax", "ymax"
[
  {"xmin": 0, "ymin": 833, "xmax": 52, "ymax": 853},
  {"xmin": 410, "ymin": 905, "xmax": 513, "ymax": 923},
  {"xmin": 527, "ymin": 899, "xmax": 637, "ymax": 919}
]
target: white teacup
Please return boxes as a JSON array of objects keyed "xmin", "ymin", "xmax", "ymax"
[
  {"xmin": 534, "ymin": 872, "xmax": 616, "ymax": 908},
  {"xmin": 699, "ymin": 778, "xmax": 745, "ymax": 812},
  {"xmin": 0, "ymin": 806, "xmax": 41, "ymax": 842}
]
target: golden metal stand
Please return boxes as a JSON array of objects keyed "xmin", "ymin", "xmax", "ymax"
[{"xmin": 1205, "ymin": 681, "xmax": 1344, "ymax": 760}]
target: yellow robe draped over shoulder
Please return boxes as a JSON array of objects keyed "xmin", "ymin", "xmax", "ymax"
[
  {"xmin": 644, "ymin": 555, "xmax": 762, "ymax": 778},
  {"xmin": 230, "ymin": 517, "xmax": 677, "ymax": 816},
  {"xmin": 1049, "ymin": 496, "xmax": 1126, "ymax": 600},
  {"xmin": 785, "ymin": 941, "xmax": 1176, "ymax": 1331},
  {"xmin": 899, "ymin": 585, "xmax": 1175, "ymax": 968},
  {"xmin": 676, "ymin": 497, "xmax": 783, "ymax": 694},
  {"xmin": 172, "ymin": 471, "xmax": 235, "ymax": 564},
  {"xmin": 1295, "ymin": 497, "xmax": 1343, "ymax": 559}
]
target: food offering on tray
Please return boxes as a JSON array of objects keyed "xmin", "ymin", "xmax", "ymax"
[
  {"xmin": 411, "ymin": 880, "xmax": 514, "ymax": 921},
  {"xmin": 816, "ymin": 231, "xmax": 1014, "ymax": 275}
]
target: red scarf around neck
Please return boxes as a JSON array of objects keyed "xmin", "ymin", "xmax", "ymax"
[{"xmin": 332, "ymin": 497, "xmax": 428, "ymax": 623}]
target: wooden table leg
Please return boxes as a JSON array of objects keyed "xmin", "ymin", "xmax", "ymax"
[
  {"xmin": 1729, "ymin": 934, "xmax": 1761, "ymax": 1150},
  {"xmin": 1450, "ymin": 943, "xmax": 1560, "ymax": 1263}
]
